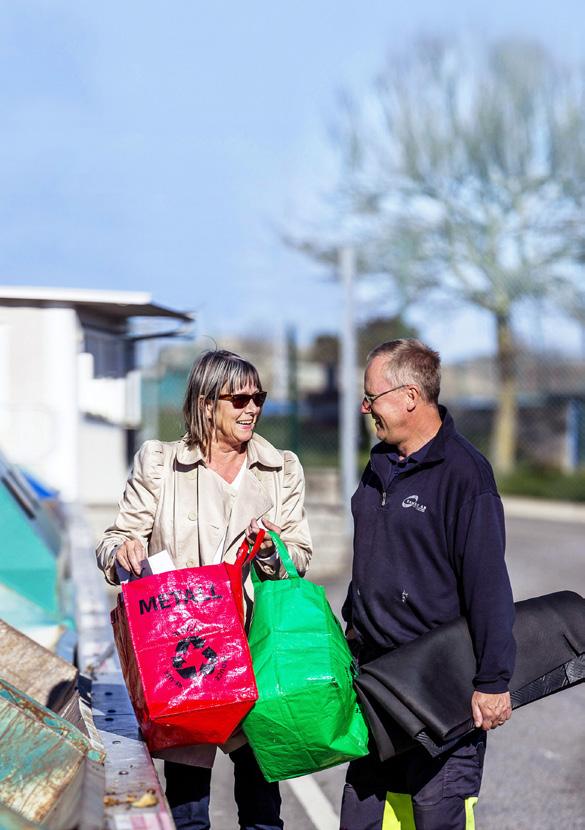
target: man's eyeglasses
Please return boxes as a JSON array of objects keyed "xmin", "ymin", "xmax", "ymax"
[
  {"xmin": 218, "ymin": 391, "xmax": 267, "ymax": 409},
  {"xmin": 362, "ymin": 384, "xmax": 409, "ymax": 412}
]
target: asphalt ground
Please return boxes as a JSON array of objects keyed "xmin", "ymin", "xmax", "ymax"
[{"xmin": 207, "ymin": 514, "xmax": 585, "ymax": 830}]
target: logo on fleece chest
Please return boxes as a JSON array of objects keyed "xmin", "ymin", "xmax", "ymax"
[{"xmin": 401, "ymin": 494, "xmax": 427, "ymax": 512}]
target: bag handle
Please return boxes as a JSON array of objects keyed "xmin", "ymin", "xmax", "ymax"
[
  {"xmin": 268, "ymin": 530, "xmax": 300, "ymax": 579},
  {"xmin": 250, "ymin": 529, "xmax": 300, "ymax": 583},
  {"xmin": 234, "ymin": 529, "xmax": 265, "ymax": 568}
]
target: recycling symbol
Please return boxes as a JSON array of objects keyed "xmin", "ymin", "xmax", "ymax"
[{"xmin": 173, "ymin": 635, "xmax": 218, "ymax": 680}]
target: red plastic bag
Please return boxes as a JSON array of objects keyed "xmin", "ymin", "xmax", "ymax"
[{"xmin": 111, "ymin": 533, "xmax": 264, "ymax": 752}]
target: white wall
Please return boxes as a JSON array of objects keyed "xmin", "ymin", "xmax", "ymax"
[
  {"xmin": 0, "ymin": 306, "xmax": 80, "ymax": 500},
  {"xmin": 78, "ymin": 352, "xmax": 141, "ymax": 426},
  {"xmin": 78, "ymin": 417, "xmax": 129, "ymax": 506}
]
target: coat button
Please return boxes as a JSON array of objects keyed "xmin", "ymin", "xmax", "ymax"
[
  {"xmin": 186, "ymin": 559, "xmax": 195, "ymax": 567},
  {"xmin": 188, "ymin": 512, "xmax": 197, "ymax": 521},
  {"xmin": 187, "ymin": 471, "xmax": 196, "ymax": 480}
]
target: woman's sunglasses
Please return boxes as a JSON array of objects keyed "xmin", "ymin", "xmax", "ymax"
[{"xmin": 217, "ymin": 391, "xmax": 267, "ymax": 409}]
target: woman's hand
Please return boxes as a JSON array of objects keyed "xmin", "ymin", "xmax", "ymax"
[
  {"xmin": 115, "ymin": 539, "xmax": 146, "ymax": 577},
  {"xmin": 246, "ymin": 518, "xmax": 281, "ymax": 559}
]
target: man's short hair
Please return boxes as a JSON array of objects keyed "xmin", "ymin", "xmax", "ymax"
[{"xmin": 367, "ymin": 339, "xmax": 441, "ymax": 404}]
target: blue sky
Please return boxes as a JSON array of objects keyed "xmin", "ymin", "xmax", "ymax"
[{"xmin": 2, "ymin": 1, "xmax": 585, "ymax": 360}]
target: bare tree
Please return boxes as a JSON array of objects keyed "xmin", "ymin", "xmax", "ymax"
[{"xmin": 296, "ymin": 38, "xmax": 585, "ymax": 472}]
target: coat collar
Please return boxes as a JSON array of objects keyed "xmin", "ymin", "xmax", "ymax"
[
  {"xmin": 370, "ymin": 405, "xmax": 453, "ymax": 470},
  {"xmin": 244, "ymin": 433, "xmax": 283, "ymax": 469},
  {"xmin": 175, "ymin": 432, "xmax": 283, "ymax": 469}
]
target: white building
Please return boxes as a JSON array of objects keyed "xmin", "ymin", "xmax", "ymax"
[{"xmin": 0, "ymin": 287, "xmax": 191, "ymax": 504}]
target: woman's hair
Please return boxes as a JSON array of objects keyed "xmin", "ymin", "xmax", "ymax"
[{"xmin": 182, "ymin": 349, "xmax": 262, "ymax": 454}]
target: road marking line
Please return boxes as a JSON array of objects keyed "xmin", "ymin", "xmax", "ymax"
[{"xmin": 286, "ymin": 775, "xmax": 339, "ymax": 830}]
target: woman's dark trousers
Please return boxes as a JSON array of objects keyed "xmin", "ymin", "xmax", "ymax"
[{"xmin": 164, "ymin": 744, "xmax": 283, "ymax": 830}]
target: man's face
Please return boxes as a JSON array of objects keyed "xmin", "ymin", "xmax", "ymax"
[{"xmin": 362, "ymin": 355, "xmax": 408, "ymax": 445}]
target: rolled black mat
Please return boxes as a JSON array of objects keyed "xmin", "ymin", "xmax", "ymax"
[{"xmin": 355, "ymin": 591, "xmax": 585, "ymax": 760}]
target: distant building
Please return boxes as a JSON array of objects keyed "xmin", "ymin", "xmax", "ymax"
[
  {"xmin": 0, "ymin": 287, "xmax": 191, "ymax": 504},
  {"xmin": 441, "ymin": 351, "xmax": 585, "ymax": 401},
  {"xmin": 442, "ymin": 351, "xmax": 585, "ymax": 470}
]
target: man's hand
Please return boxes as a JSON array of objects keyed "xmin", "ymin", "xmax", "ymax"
[
  {"xmin": 471, "ymin": 690, "xmax": 512, "ymax": 731},
  {"xmin": 115, "ymin": 539, "xmax": 146, "ymax": 577}
]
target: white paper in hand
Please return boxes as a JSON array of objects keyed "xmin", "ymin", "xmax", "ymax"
[
  {"xmin": 143, "ymin": 549, "xmax": 176, "ymax": 575},
  {"xmin": 116, "ymin": 549, "xmax": 176, "ymax": 582}
]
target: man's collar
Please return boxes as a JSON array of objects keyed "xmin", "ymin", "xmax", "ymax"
[
  {"xmin": 423, "ymin": 405, "xmax": 451, "ymax": 464},
  {"xmin": 371, "ymin": 405, "xmax": 453, "ymax": 466}
]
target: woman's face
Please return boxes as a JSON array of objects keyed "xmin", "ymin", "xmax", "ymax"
[{"xmin": 211, "ymin": 381, "xmax": 264, "ymax": 449}]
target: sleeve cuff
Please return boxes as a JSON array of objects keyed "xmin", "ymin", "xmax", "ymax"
[
  {"xmin": 254, "ymin": 549, "xmax": 279, "ymax": 566},
  {"xmin": 105, "ymin": 549, "xmax": 121, "ymax": 586},
  {"xmin": 473, "ymin": 678, "xmax": 510, "ymax": 694}
]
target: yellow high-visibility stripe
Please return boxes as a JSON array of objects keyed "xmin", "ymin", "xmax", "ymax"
[
  {"xmin": 382, "ymin": 792, "xmax": 416, "ymax": 830},
  {"xmin": 382, "ymin": 792, "xmax": 479, "ymax": 829},
  {"xmin": 465, "ymin": 796, "xmax": 479, "ymax": 829}
]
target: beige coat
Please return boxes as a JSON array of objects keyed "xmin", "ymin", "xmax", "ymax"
[{"xmin": 96, "ymin": 432, "xmax": 313, "ymax": 766}]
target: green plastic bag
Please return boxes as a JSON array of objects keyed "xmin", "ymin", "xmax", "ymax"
[{"xmin": 242, "ymin": 531, "xmax": 370, "ymax": 782}]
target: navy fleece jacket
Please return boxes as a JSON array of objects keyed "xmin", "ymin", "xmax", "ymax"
[{"xmin": 343, "ymin": 406, "xmax": 516, "ymax": 693}]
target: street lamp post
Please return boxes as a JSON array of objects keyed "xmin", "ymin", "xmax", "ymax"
[{"xmin": 339, "ymin": 246, "xmax": 358, "ymax": 536}]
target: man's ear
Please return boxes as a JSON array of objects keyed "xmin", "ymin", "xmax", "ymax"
[{"xmin": 405, "ymin": 385, "xmax": 419, "ymax": 412}]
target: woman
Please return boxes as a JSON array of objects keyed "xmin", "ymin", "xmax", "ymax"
[{"xmin": 96, "ymin": 349, "xmax": 312, "ymax": 830}]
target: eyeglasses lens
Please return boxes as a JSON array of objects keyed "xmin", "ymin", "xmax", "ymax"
[{"xmin": 228, "ymin": 392, "xmax": 267, "ymax": 408}]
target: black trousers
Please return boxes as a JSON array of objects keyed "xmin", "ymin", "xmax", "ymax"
[
  {"xmin": 340, "ymin": 732, "xmax": 486, "ymax": 830},
  {"xmin": 164, "ymin": 744, "xmax": 283, "ymax": 830}
]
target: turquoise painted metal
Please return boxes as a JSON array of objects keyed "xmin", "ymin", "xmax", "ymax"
[
  {"xmin": 0, "ymin": 451, "xmax": 65, "ymax": 632},
  {"xmin": 0, "ymin": 677, "xmax": 103, "ymax": 827},
  {"xmin": 0, "ymin": 459, "xmax": 61, "ymax": 555}
]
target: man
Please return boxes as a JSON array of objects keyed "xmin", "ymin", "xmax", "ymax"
[{"xmin": 340, "ymin": 339, "xmax": 516, "ymax": 830}]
